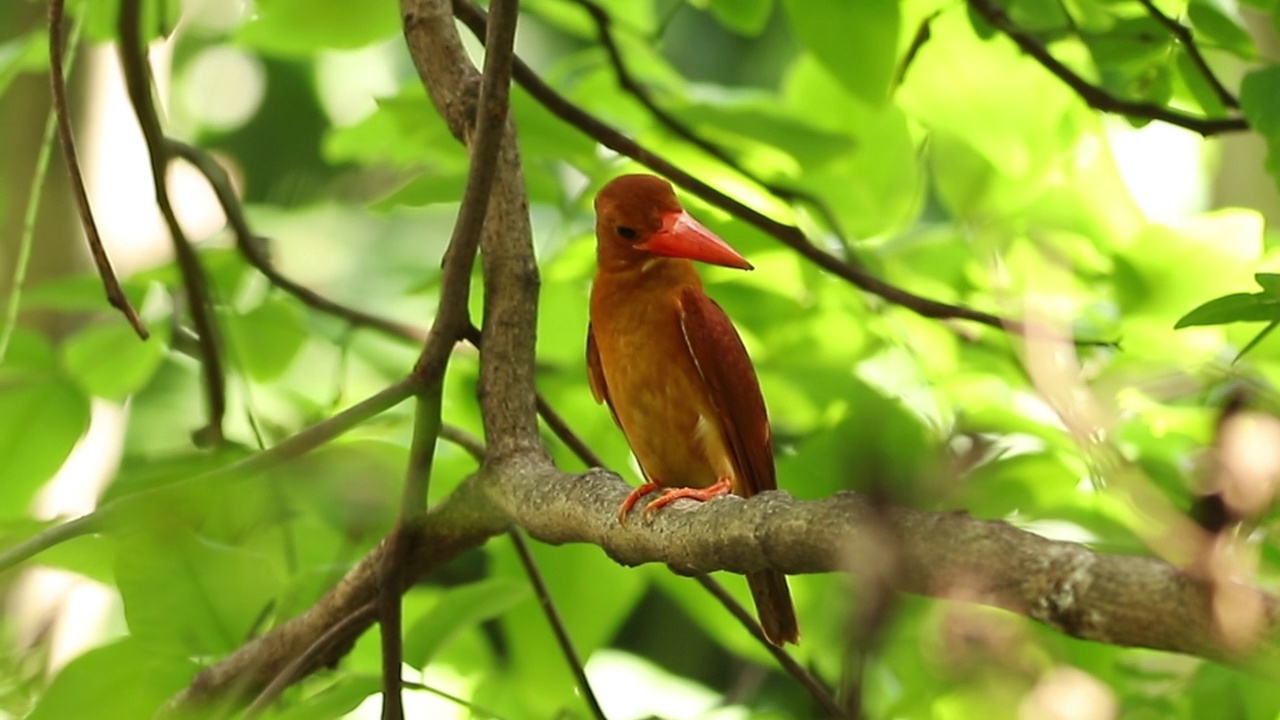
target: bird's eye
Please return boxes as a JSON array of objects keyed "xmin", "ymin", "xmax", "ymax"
[{"xmin": 616, "ymin": 226, "xmax": 638, "ymax": 240}]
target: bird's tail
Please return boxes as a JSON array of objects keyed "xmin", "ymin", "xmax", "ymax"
[{"xmin": 747, "ymin": 569, "xmax": 799, "ymax": 645}]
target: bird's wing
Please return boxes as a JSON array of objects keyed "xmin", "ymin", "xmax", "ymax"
[
  {"xmin": 677, "ymin": 287, "xmax": 776, "ymax": 496},
  {"xmin": 586, "ymin": 322, "xmax": 610, "ymax": 406}
]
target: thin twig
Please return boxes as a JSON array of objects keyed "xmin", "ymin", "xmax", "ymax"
[
  {"xmin": 693, "ymin": 575, "xmax": 847, "ymax": 718},
  {"xmin": 379, "ymin": 527, "xmax": 407, "ymax": 720},
  {"xmin": 462, "ymin": 322, "xmax": 606, "ymax": 468},
  {"xmin": 537, "ymin": 394, "xmax": 607, "ymax": 468},
  {"xmin": 384, "ymin": 1, "xmax": 523, "ymax": 714},
  {"xmin": 451, "ymin": 0, "xmax": 1085, "ymax": 343},
  {"xmin": 428, "ymin": 427, "xmax": 571, "ymax": 720},
  {"xmin": 894, "ymin": 11, "xmax": 941, "ymax": 88},
  {"xmin": 510, "ymin": 529, "xmax": 608, "ymax": 720},
  {"xmin": 967, "ymin": 0, "xmax": 1246, "ymax": 134},
  {"xmin": 167, "ymin": 141, "xmax": 428, "ymax": 344},
  {"xmin": 440, "ymin": 423, "xmax": 487, "ymax": 461},
  {"xmin": 46, "ymin": 0, "xmax": 149, "ymax": 341},
  {"xmin": 243, "ymin": 602, "xmax": 379, "ymax": 719},
  {"xmin": 570, "ymin": 0, "xmax": 854, "ymax": 250},
  {"xmin": 398, "ymin": 679, "xmax": 510, "ymax": 719},
  {"xmin": 117, "ymin": 0, "xmax": 225, "ymax": 444},
  {"xmin": 1133, "ymin": 0, "xmax": 1239, "ymax": 110},
  {"xmin": 382, "ymin": 380, "xmax": 442, "ymax": 720}
]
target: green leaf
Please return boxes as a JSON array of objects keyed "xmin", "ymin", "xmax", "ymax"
[
  {"xmin": 22, "ymin": 274, "xmax": 150, "ymax": 313},
  {"xmin": 1174, "ymin": 48, "xmax": 1226, "ymax": 118},
  {"xmin": 271, "ymin": 676, "xmax": 381, "ymax": 720},
  {"xmin": 281, "ymin": 440, "xmax": 404, "ymax": 542},
  {"xmin": 372, "ymin": 174, "xmax": 468, "ymax": 210},
  {"xmin": 403, "ymin": 578, "xmax": 530, "ymax": 668},
  {"xmin": 1174, "ymin": 293, "xmax": 1280, "ymax": 328},
  {"xmin": 25, "ymin": 639, "xmax": 197, "ymax": 720},
  {"xmin": 781, "ymin": 0, "xmax": 899, "ymax": 106},
  {"xmin": 223, "ymin": 297, "xmax": 308, "ymax": 381},
  {"xmin": 324, "ymin": 86, "xmax": 466, "ymax": 169},
  {"xmin": 116, "ymin": 529, "xmax": 283, "ymax": 654},
  {"xmin": 1235, "ymin": 320, "xmax": 1280, "ymax": 360},
  {"xmin": 493, "ymin": 539, "xmax": 646, "ymax": 717},
  {"xmin": 0, "ymin": 335, "xmax": 91, "ymax": 516},
  {"xmin": 666, "ymin": 93, "xmax": 855, "ymax": 169},
  {"xmin": 236, "ymin": 0, "xmax": 400, "ymax": 55},
  {"xmin": 1255, "ymin": 273, "xmax": 1280, "ymax": 293},
  {"xmin": 1010, "ymin": 0, "xmax": 1070, "ymax": 30},
  {"xmin": 703, "ymin": 0, "xmax": 774, "ymax": 35},
  {"xmin": 61, "ymin": 320, "xmax": 169, "ymax": 401},
  {"xmin": 1189, "ymin": 0, "xmax": 1256, "ymax": 59},
  {"xmin": 1241, "ymin": 66, "xmax": 1280, "ymax": 191},
  {"xmin": 782, "ymin": 56, "xmax": 922, "ymax": 236},
  {"xmin": 0, "ymin": 29, "xmax": 49, "ymax": 100}
]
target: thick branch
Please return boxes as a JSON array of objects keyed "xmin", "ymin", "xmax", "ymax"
[
  {"xmin": 404, "ymin": 0, "xmax": 543, "ymax": 461},
  {"xmin": 175, "ymin": 464, "xmax": 1280, "ymax": 707}
]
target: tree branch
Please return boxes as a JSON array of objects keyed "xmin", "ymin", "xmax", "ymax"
[
  {"xmin": 173, "ymin": 463, "xmax": 1280, "ymax": 708},
  {"xmin": 450, "ymin": 0, "xmax": 1049, "ymax": 341},
  {"xmin": 568, "ymin": 0, "xmax": 854, "ymax": 250},
  {"xmin": 404, "ymin": 1, "xmax": 543, "ymax": 461},
  {"xmin": 117, "ymin": 0, "xmax": 226, "ymax": 443},
  {"xmin": 966, "ymin": 0, "xmax": 1247, "ymax": 135},
  {"xmin": 167, "ymin": 141, "xmax": 427, "ymax": 344},
  {"xmin": 510, "ymin": 529, "xmax": 607, "ymax": 720},
  {"xmin": 1133, "ymin": 0, "xmax": 1239, "ymax": 110},
  {"xmin": 48, "ymin": 0, "xmax": 148, "ymax": 340}
]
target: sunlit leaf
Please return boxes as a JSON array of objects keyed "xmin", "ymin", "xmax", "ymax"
[
  {"xmin": 1241, "ymin": 66, "xmax": 1280, "ymax": 192},
  {"xmin": 1175, "ymin": 292, "xmax": 1280, "ymax": 328},
  {"xmin": 781, "ymin": 0, "xmax": 899, "ymax": 106},
  {"xmin": 1188, "ymin": 0, "xmax": 1256, "ymax": 59},
  {"xmin": 702, "ymin": 0, "xmax": 775, "ymax": 36},
  {"xmin": 237, "ymin": 0, "xmax": 400, "ymax": 54},
  {"xmin": 25, "ymin": 639, "xmax": 196, "ymax": 720},
  {"xmin": 0, "ymin": 331, "xmax": 91, "ymax": 516},
  {"xmin": 1174, "ymin": 49, "xmax": 1227, "ymax": 118}
]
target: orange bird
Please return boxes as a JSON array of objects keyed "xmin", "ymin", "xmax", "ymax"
[{"xmin": 587, "ymin": 174, "xmax": 799, "ymax": 646}]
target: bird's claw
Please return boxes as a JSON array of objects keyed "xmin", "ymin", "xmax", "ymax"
[
  {"xmin": 617, "ymin": 482, "xmax": 662, "ymax": 524},
  {"xmin": 638, "ymin": 477, "xmax": 733, "ymax": 520}
]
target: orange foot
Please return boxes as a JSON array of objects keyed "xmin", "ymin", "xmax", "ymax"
[
  {"xmin": 618, "ymin": 482, "xmax": 662, "ymax": 524},
  {"xmin": 642, "ymin": 476, "xmax": 732, "ymax": 519}
]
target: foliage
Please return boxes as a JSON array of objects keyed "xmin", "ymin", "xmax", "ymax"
[{"xmin": 1, "ymin": 0, "xmax": 1279, "ymax": 717}]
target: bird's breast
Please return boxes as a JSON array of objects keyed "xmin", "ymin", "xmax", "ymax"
[{"xmin": 591, "ymin": 291, "xmax": 732, "ymax": 489}]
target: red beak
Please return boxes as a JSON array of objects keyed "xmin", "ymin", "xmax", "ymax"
[{"xmin": 636, "ymin": 211, "xmax": 754, "ymax": 270}]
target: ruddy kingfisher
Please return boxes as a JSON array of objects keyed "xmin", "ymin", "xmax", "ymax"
[{"xmin": 586, "ymin": 174, "xmax": 799, "ymax": 645}]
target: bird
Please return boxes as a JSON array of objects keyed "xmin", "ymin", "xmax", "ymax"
[{"xmin": 586, "ymin": 173, "xmax": 799, "ymax": 646}]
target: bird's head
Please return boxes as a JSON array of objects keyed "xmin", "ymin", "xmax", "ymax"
[{"xmin": 593, "ymin": 174, "xmax": 753, "ymax": 271}]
